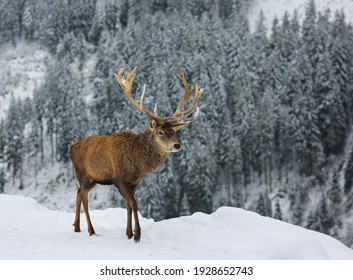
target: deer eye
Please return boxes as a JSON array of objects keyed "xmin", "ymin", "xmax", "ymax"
[{"xmin": 158, "ymin": 131, "xmax": 165, "ymax": 136}]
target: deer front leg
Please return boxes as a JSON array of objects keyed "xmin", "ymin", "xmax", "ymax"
[
  {"xmin": 131, "ymin": 200, "xmax": 141, "ymax": 242},
  {"xmin": 130, "ymin": 185, "xmax": 140, "ymax": 242},
  {"xmin": 126, "ymin": 203, "xmax": 133, "ymax": 239},
  {"xmin": 118, "ymin": 184, "xmax": 141, "ymax": 242}
]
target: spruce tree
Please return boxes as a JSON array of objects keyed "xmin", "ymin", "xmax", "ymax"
[
  {"xmin": 274, "ymin": 200, "xmax": 282, "ymax": 220},
  {"xmin": 344, "ymin": 148, "xmax": 353, "ymax": 193}
]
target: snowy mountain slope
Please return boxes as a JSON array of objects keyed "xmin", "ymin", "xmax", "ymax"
[
  {"xmin": 0, "ymin": 42, "xmax": 50, "ymax": 118},
  {"xmin": 1, "ymin": 194, "xmax": 352, "ymax": 260},
  {"xmin": 248, "ymin": 0, "xmax": 353, "ymax": 31}
]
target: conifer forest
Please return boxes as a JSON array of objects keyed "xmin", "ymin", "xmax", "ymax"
[{"xmin": 1, "ymin": 0, "xmax": 353, "ymax": 248}]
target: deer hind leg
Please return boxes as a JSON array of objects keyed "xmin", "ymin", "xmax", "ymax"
[
  {"xmin": 79, "ymin": 178, "xmax": 96, "ymax": 236},
  {"xmin": 73, "ymin": 187, "xmax": 83, "ymax": 232}
]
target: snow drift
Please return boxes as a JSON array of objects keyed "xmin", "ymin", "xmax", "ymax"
[{"xmin": 0, "ymin": 194, "xmax": 352, "ymax": 260}]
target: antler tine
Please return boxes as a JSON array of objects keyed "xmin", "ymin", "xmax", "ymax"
[
  {"xmin": 139, "ymin": 84, "xmax": 159, "ymax": 120},
  {"xmin": 154, "ymin": 103, "xmax": 159, "ymax": 116},
  {"xmin": 175, "ymin": 106, "xmax": 200, "ymax": 124},
  {"xmin": 177, "ymin": 69, "xmax": 190, "ymax": 93},
  {"xmin": 174, "ymin": 70, "xmax": 196, "ymax": 117},
  {"xmin": 174, "ymin": 70, "xmax": 203, "ymax": 120},
  {"xmin": 179, "ymin": 83, "xmax": 203, "ymax": 117},
  {"xmin": 115, "ymin": 65, "xmax": 141, "ymax": 112}
]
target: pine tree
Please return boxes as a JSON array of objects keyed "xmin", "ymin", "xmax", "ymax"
[
  {"xmin": 184, "ymin": 137, "xmax": 214, "ymax": 214},
  {"xmin": 307, "ymin": 210, "xmax": 322, "ymax": 232},
  {"xmin": 55, "ymin": 61, "xmax": 88, "ymax": 163},
  {"xmin": 315, "ymin": 48, "xmax": 346, "ymax": 155},
  {"xmin": 138, "ymin": 173, "xmax": 166, "ymax": 221},
  {"xmin": 179, "ymin": 192, "xmax": 191, "ymax": 216},
  {"xmin": 32, "ymin": 87, "xmax": 45, "ymax": 164},
  {"xmin": 318, "ymin": 194, "xmax": 334, "ymax": 234},
  {"xmin": 104, "ymin": 0, "xmax": 120, "ymax": 32},
  {"xmin": 279, "ymin": 11, "xmax": 298, "ymax": 67},
  {"xmin": 69, "ymin": 0, "xmax": 96, "ymax": 39},
  {"xmin": 289, "ymin": 184, "xmax": 306, "ymax": 224},
  {"xmin": 0, "ymin": 0, "xmax": 25, "ymax": 45},
  {"xmin": 42, "ymin": 0, "xmax": 70, "ymax": 52},
  {"xmin": 329, "ymin": 171, "xmax": 342, "ymax": 204},
  {"xmin": 330, "ymin": 11, "xmax": 352, "ymax": 133},
  {"xmin": 158, "ymin": 159, "xmax": 179, "ymax": 219},
  {"xmin": 277, "ymin": 106, "xmax": 292, "ymax": 182},
  {"xmin": 0, "ymin": 167, "xmax": 5, "ymax": 192},
  {"xmin": 5, "ymin": 97, "xmax": 25, "ymax": 185},
  {"xmin": 0, "ymin": 119, "xmax": 6, "ymax": 193},
  {"xmin": 256, "ymin": 192, "xmax": 272, "ymax": 217},
  {"xmin": 344, "ymin": 148, "xmax": 353, "ymax": 193},
  {"xmin": 256, "ymin": 87, "xmax": 275, "ymax": 188},
  {"xmin": 88, "ymin": 0, "xmax": 105, "ymax": 44},
  {"xmin": 274, "ymin": 200, "xmax": 282, "ymax": 220},
  {"xmin": 233, "ymin": 53, "xmax": 257, "ymax": 185},
  {"xmin": 291, "ymin": 48, "xmax": 324, "ymax": 177},
  {"xmin": 0, "ymin": 119, "xmax": 6, "ymax": 164},
  {"xmin": 22, "ymin": 0, "xmax": 36, "ymax": 41},
  {"xmin": 302, "ymin": 0, "xmax": 318, "ymax": 71},
  {"xmin": 28, "ymin": 108, "xmax": 41, "ymax": 186}
]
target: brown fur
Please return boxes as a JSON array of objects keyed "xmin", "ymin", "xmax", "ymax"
[{"xmin": 70, "ymin": 123, "xmax": 179, "ymax": 241}]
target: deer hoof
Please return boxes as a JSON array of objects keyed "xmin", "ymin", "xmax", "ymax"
[
  {"xmin": 73, "ymin": 224, "xmax": 81, "ymax": 232},
  {"xmin": 133, "ymin": 233, "xmax": 141, "ymax": 242},
  {"xmin": 126, "ymin": 229, "xmax": 134, "ymax": 239}
]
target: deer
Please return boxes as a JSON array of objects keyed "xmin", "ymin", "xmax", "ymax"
[{"xmin": 70, "ymin": 64, "xmax": 203, "ymax": 242}]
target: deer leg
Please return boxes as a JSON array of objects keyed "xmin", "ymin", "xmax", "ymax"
[
  {"xmin": 82, "ymin": 189, "xmax": 95, "ymax": 235},
  {"xmin": 82, "ymin": 180, "xmax": 97, "ymax": 236},
  {"xmin": 130, "ymin": 185, "xmax": 140, "ymax": 242},
  {"xmin": 126, "ymin": 203, "xmax": 133, "ymax": 239},
  {"xmin": 131, "ymin": 200, "xmax": 141, "ymax": 242},
  {"xmin": 118, "ymin": 184, "xmax": 141, "ymax": 242},
  {"xmin": 73, "ymin": 187, "xmax": 82, "ymax": 232}
]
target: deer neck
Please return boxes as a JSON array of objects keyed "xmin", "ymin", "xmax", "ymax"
[{"xmin": 136, "ymin": 130, "xmax": 168, "ymax": 172}]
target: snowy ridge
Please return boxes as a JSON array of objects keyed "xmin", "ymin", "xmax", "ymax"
[
  {"xmin": 1, "ymin": 194, "xmax": 352, "ymax": 260},
  {"xmin": 248, "ymin": 0, "xmax": 353, "ymax": 31}
]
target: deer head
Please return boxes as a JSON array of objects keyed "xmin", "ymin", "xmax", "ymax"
[{"xmin": 114, "ymin": 64, "xmax": 203, "ymax": 153}]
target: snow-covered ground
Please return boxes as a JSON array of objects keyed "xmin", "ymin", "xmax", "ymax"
[
  {"xmin": 1, "ymin": 194, "xmax": 352, "ymax": 260},
  {"xmin": 248, "ymin": 0, "xmax": 353, "ymax": 32}
]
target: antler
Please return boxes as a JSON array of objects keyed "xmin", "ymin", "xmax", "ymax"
[
  {"xmin": 115, "ymin": 65, "xmax": 203, "ymax": 127},
  {"xmin": 115, "ymin": 64, "xmax": 161, "ymax": 122}
]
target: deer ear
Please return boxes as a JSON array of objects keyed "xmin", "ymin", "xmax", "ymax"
[
  {"xmin": 150, "ymin": 119, "xmax": 158, "ymax": 131},
  {"xmin": 172, "ymin": 123, "xmax": 186, "ymax": 131}
]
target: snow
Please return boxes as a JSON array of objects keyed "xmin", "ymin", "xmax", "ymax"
[
  {"xmin": 1, "ymin": 194, "xmax": 352, "ymax": 260},
  {"xmin": 248, "ymin": 0, "xmax": 353, "ymax": 32}
]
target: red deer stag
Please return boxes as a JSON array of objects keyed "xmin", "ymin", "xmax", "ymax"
[{"xmin": 70, "ymin": 65, "xmax": 203, "ymax": 241}]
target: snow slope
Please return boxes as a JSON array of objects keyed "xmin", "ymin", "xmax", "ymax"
[
  {"xmin": 0, "ymin": 42, "xmax": 49, "ymax": 118},
  {"xmin": 0, "ymin": 194, "xmax": 352, "ymax": 260},
  {"xmin": 248, "ymin": 0, "xmax": 353, "ymax": 32}
]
